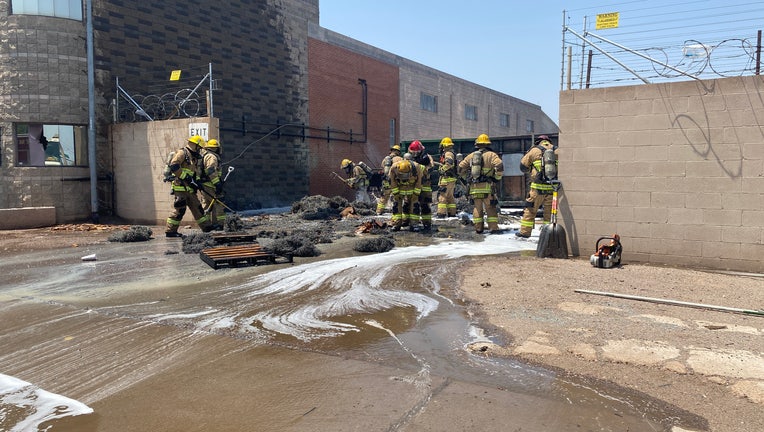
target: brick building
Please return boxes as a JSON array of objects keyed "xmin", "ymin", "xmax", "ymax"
[{"xmin": 0, "ymin": 1, "xmax": 556, "ymax": 223}]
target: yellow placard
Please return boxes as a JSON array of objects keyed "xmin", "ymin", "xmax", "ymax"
[
  {"xmin": 170, "ymin": 70, "xmax": 182, "ymax": 81},
  {"xmin": 596, "ymin": 12, "xmax": 619, "ymax": 30}
]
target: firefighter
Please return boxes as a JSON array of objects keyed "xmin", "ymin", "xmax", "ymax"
[
  {"xmin": 389, "ymin": 158, "xmax": 422, "ymax": 231},
  {"xmin": 341, "ymin": 159, "xmax": 372, "ymax": 204},
  {"xmin": 165, "ymin": 135, "xmax": 213, "ymax": 237},
  {"xmin": 376, "ymin": 144, "xmax": 403, "ymax": 215},
  {"xmin": 408, "ymin": 140, "xmax": 434, "ymax": 231},
  {"xmin": 199, "ymin": 138, "xmax": 225, "ymax": 230},
  {"xmin": 517, "ymin": 135, "xmax": 558, "ymax": 238},
  {"xmin": 457, "ymin": 133, "xmax": 504, "ymax": 234},
  {"xmin": 436, "ymin": 137, "xmax": 457, "ymax": 218}
]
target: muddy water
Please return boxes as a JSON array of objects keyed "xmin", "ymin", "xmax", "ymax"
[{"xmin": 0, "ymin": 234, "xmax": 692, "ymax": 431}]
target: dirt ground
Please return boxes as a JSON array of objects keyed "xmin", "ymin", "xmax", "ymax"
[
  {"xmin": 458, "ymin": 257, "xmax": 764, "ymax": 432},
  {"xmin": 3, "ymin": 207, "xmax": 763, "ymax": 432}
]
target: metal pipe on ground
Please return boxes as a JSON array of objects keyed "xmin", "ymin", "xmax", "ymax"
[{"xmin": 575, "ymin": 289, "xmax": 764, "ymax": 317}]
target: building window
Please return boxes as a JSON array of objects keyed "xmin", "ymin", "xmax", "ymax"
[
  {"xmin": 11, "ymin": 0, "xmax": 83, "ymax": 20},
  {"xmin": 500, "ymin": 113, "xmax": 510, "ymax": 128},
  {"xmin": 420, "ymin": 92, "xmax": 438, "ymax": 113},
  {"xmin": 389, "ymin": 118, "xmax": 396, "ymax": 146},
  {"xmin": 465, "ymin": 104, "xmax": 478, "ymax": 121},
  {"xmin": 15, "ymin": 123, "xmax": 88, "ymax": 167},
  {"xmin": 525, "ymin": 119, "xmax": 535, "ymax": 133}
]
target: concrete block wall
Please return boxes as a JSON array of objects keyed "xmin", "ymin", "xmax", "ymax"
[
  {"xmin": 0, "ymin": 2, "xmax": 93, "ymax": 223},
  {"xmin": 111, "ymin": 117, "xmax": 219, "ymax": 226},
  {"xmin": 559, "ymin": 76, "xmax": 764, "ymax": 272}
]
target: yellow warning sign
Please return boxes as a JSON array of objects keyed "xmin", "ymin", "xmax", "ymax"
[
  {"xmin": 596, "ymin": 12, "xmax": 619, "ymax": 30},
  {"xmin": 170, "ymin": 70, "xmax": 182, "ymax": 81}
]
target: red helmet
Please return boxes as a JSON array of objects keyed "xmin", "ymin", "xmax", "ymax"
[{"xmin": 408, "ymin": 140, "xmax": 424, "ymax": 152}]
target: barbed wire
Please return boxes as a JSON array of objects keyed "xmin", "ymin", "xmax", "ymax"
[
  {"xmin": 114, "ymin": 64, "xmax": 211, "ymax": 122},
  {"xmin": 562, "ymin": 0, "xmax": 764, "ymax": 89}
]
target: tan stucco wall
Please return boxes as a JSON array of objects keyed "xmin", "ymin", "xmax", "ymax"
[
  {"xmin": 111, "ymin": 117, "xmax": 219, "ymax": 226},
  {"xmin": 559, "ymin": 76, "xmax": 764, "ymax": 273}
]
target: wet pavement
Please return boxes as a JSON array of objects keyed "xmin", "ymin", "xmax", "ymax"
[{"xmin": 0, "ymin": 232, "xmax": 696, "ymax": 431}]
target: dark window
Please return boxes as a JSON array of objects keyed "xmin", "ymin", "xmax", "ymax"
[
  {"xmin": 15, "ymin": 123, "xmax": 88, "ymax": 167},
  {"xmin": 465, "ymin": 104, "xmax": 478, "ymax": 121},
  {"xmin": 420, "ymin": 92, "xmax": 438, "ymax": 113},
  {"xmin": 500, "ymin": 113, "xmax": 510, "ymax": 128}
]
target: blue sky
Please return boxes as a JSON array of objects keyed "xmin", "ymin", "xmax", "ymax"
[{"xmin": 319, "ymin": 0, "xmax": 575, "ymax": 124}]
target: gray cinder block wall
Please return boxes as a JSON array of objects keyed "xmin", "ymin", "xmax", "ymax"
[
  {"xmin": 111, "ymin": 118, "xmax": 219, "ymax": 226},
  {"xmin": 559, "ymin": 75, "xmax": 764, "ymax": 273}
]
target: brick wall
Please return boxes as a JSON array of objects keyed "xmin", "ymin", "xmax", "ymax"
[
  {"xmin": 1, "ymin": 1, "xmax": 319, "ymax": 221},
  {"xmin": 559, "ymin": 76, "xmax": 764, "ymax": 272},
  {"xmin": 307, "ymin": 38, "xmax": 399, "ymax": 200},
  {"xmin": 93, "ymin": 0, "xmax": 319, "ymax": 211}
]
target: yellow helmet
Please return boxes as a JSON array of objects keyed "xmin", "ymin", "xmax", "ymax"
[
  {"xmin": 205, "ymin": 139, "xmax": 220, "ymax": 149},
  {"xmin": 398, "ymin": 159, "xmax": 412, "ymax": 173},
  {"xmin": 475, "ymin": 133, "xmax": 491, "ymax": 145},
  {"xmin": 440, "ymin": 137, "xmax": 454, "ymax": 147},
  {"xmin": 391, "ymin": 144, "xmax": 401, "ymax": 152},
  {"xmin": 341, "ymin": 159, "xmax": 353, "ymax": 169},
  {"xmin": 188, "ymin": 135, "xmax": 204, "ymax": 146}
]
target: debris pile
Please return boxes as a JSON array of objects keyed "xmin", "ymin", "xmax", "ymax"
[
  {"xmin": 223, "ymin": 214, "xmax": 243, "ymax": 232},
  {"xmin": 265, "ymin": 236, "xmax": 321, "ymax": 257},
  {"xmin": 107, "ymin": 225, "xmax": 153, "ymax": 242},
  {"xmin": 353, "ymin": 235, "xmax": 395, "ymax": 253},
  {"xmin": 181, "ymin": 233, "xmax": 216, "ymax": 254},
  {"xmin": 291, "ymin": 195, "xmax": 349, "ymax": 220},
  {"xmin": 355, "ymin": 219, "xmax": 388, "ymax": 235}
]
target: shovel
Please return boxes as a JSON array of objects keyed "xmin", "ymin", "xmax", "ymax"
[{"xmin": 536, "ymin": 180, "xmax": 568, "ymax": 258}]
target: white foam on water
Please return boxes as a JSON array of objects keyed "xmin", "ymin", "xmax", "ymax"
[
  {"xmin": 234, "ymin": 233, "xmax": 537, "ymax": 341},
  {"xmin": 128, "ymin": 232, "xmax": 539, "ymax": 342},
  {"xmin": 0, "ymin": 373, "xmax": 93, "ymax": 432}
]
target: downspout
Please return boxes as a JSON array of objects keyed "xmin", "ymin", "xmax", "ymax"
[
  {"xmin": 357, "ymin": 78, "xmax": 367, "ymax": 142},
  {"xmin": 86, "ymin": 0, "xmax": 98, "ymax": 222}
]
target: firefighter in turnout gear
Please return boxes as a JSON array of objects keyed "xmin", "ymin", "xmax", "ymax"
[
  {"xmin": 389, "ymin": 158, "xmax": 422, "ymax": 231},
  {"xmin": 517, "ymin": 135, "xmax": 558, "ymax": 238},
  {"xmin": 408, "ymin": 140, "xmax": 434, "ymax": 231},
  {"xmin": 436, "ymin": 137, "xmax": 457, "ymax": 218},
  {"xmin": 457, "ymin": 133, "xmax": 504, "ymax": 234},
  {"xmin": 199, "ymin": 138, "xmax": 225, "ymax": 230},
  {"xmin": 376, "ymin": 144, "xmax": 403, "ymax": 214},
  {"xmin": 165, "ymin": 135, "xmax": 213, "ymax": 237},
  {"xmin": 341, "ymin": 159, "xmax": 372, "ymax": 204}
]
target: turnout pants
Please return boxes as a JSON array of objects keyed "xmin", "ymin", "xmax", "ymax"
[
  {"xmin": 471, "ymin": 193, "xmax": 500, "ymax": 233},
  {"xmin": 166, "ymin": 190, "xmax": 212, "ymax": 234},
  {"xmin": 518, "ymin": 188, "xmax": 552, "ymax": 237},
  {"xmin": 200, "ymin": 185, "xmax": 226, "ymax": 228},
  {"xmin": 436, "ymin": 180, "xmax": 456, "ymax": 217}
]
